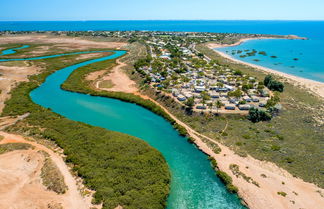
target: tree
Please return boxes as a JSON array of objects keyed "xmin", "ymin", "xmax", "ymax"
[
  {"xmin": 198, "ymin": 53, "xmax": 204, "ymax": 58},
  {"xmin": 185, "ymin": 97, "xmax": 195, "ymax": 110},
  {"xmin": 201, "ymin": 91, "xmax": 211, "ymax": 102},
  {"xmin": 264, "ymin": 75, "xmax": 284, "ymax": 92},
  {"xmin": 143, "ymin": 76, "xmax": 152, "ymax": 83},
  {"xmin": 160, "ymin": 70, "xmax": 168, "ymax": 77},
  {"xmin": 247, "ymin": 107, "xmax": 272, "ymax": 123},
  {"xmin": 216, "ymin": 82, "xmax": 224, "ymax": 88},
  {"xmin": 233, "ymin": 70, "xmax": 243, "ymax": 76},
  {"xmin": 266, "ymin": 92, "xmax": 280, "ymax": 108},
  {"xmin": 198, "ymin": 71, "xmax": 204, "ymax": 77},
  {"xmin": 215, "ymin": 100, "xmax": 223, "ymax": 114},
  {"xmin": 242, "ymin": 83, "xmax": 253, "ymax": 92},
  {"xmin": 207, "ymin": 102, "xmax": 213, "ymax": 113},
  {"xmin": 268, "ymin": 80, "xmax": 284, "ymax": 92},
  {"xmin": 228, "ymin": 89, "xmax": 242, "ymax": 98},
  {"xmin": 264, "ymin": 75, "xmax": 273, "ymax": 87}
]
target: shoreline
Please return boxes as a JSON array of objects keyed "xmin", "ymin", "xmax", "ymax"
[
  {"xmin": 1, "ymin": 34, "xmax": 323, "ymax": 209},
  {"xmin": 133, "ymin": 90, "xmax": 324, "ymax": 209},
  {"xmin": 91, "ymin": 58, "xmax": 324, "ymax": 209},
  {"xmin": 207, "ymin": 37, "xmax": 324, "ymax": 99},
  {"xmin": 208, "ymin": 35, "xmax": 307, "ymax": 49}
]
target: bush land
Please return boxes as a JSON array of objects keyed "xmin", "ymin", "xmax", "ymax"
[
  {"xmin": 141, "ymin": 44, "xmax": 324, "ymax": 188},
  {"xmin": 2, "ymin": 52, "xmax": 170, "ymax": 209}
]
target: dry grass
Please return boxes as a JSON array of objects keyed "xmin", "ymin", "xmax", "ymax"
[
  {"xmin": 0, "ymin": 143, "xmax": 33, "ymax": 154},
  {"xmin": 144, "ymin": 44, "xmax": 324, "ymax": 188},
  {"xmin": 229, "ymin": 164, "xmax": 260, "ymax": 187},
  {"xmin": 98, "ymin": 80, "xmax": 114, "ymax": 89},
  {"xmin": 41, "ymin": 156, "xmax": 67, "ymax": 194}
]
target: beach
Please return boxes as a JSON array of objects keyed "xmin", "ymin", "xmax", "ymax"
[
  {"xmin": 1, "ymin": 33, "xmax": 323, "ymax": 209},
  {"xmin": 208, "ymin": 38, "xmax": 324, "ymax": 100}
]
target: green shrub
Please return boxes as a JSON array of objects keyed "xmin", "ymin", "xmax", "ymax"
[
  {"xmin": 216, "ymin": 170, "xmax": 238, "ymax": 194},
  {"xmin": 248, "ymin": 107, "xmax": 272, "ymax": 123},
  {"xmin": 0, "ymin": 143, "xmax": 33, "ymax": 154},
  {"xmin": 271, "ymin": 144, "xmax": 281, "ymax": 151},
  {"xmin": 226, "ymin": 184, "xmax": 239, "ymax": 193},
  {"xmin": 2, "ymin": 54, "xmax": 170, "ymax": 209},
  {"xmin": 264, "ymin": 75, "xmax": 284, "ymax": 92},
  {"xmin": 242, "ymin": 134, "xmax": 251, "ymax": 139},
  {"xmin": 277, "ymin": 191, "xmax": 287, "ymax": 197},
  {"xmin": 208, "ymin": 157, "xmax": 218, "ymax": 169}
]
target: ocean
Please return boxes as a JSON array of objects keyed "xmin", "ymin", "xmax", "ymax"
[{"xmin": 0, "ymin": 20, "xmax": 323, "ymax": 82}]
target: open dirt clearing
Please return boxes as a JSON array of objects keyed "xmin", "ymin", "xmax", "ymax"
[{"xmin": 0, "ymin": 131, "xmax": 95, "ymax": 209}]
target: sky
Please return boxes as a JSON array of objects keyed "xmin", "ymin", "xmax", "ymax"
[{"xmin": 1, "ymin": 0, "xmax": 324, "ymax": 21}]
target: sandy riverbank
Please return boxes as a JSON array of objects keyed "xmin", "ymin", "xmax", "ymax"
[
  {"xmin": 1, "ymin": 35, "xmax": 322, "ymax": 208},
  {"xmin": 91, "ymin": 58, "xmax": 324, "ymax": 209},
  {"xmin": 0, "ymin": 36, "xmax": 129, "ymax": 209},
  {"xmin": 207, "ymin": 38, "xmax": 324, "ymax": 99},
  {"xmin": 144, "ymin": 94, "xmax": 324, "ymax": 209}
]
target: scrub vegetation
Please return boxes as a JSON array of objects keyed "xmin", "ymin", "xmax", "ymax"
[
  {"xmin": 141, "ymin": 43, "xmax": 324, "ymax": 188},
  {"xmin": 208, "ymin": 157, "xmax": 239, "ymax": 194},
  {"xmin": 61, "ymin": 56, "xmax": 190, "ymax": 137},
  {"xmin": 0, "ymin": 143, "xmax": 33, "ymax": 154},
  {"xmin": 2, "ymin": 53, "xmax": 170, "ymax": 209},
  {"xmin": 216, "ymin": 170, "xmax": 239, "ymax": 193},
  {"xmin": 41, "ymin": 157, "xmax": 67, "ymax": 194}
]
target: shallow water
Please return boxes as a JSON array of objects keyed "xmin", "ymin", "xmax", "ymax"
[
  {"xmin": 0, "ymin": 45, "xmax": 30, "ymax": 56},
  {"xmin": 217, "ymin": 38, "xmax": 324, "ymax": 82},
  {"xmin": 0, "ymin": 51, "xmax": 245, "ymax": 208},
  {"xmin": 2, "ymin": 20, "xmax": 323, "ymax": 82}
]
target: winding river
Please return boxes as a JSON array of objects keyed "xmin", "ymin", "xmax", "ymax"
[
  {"xmin": 0, "ymin": 48, "xmax": 245, "ymax": 209},
  {"xmin": 0, "ymin": 44, "xmax": 30, "ymax": 56}
]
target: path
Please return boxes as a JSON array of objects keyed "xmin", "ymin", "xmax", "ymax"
[
  {"xmin": 94, "ymin": 59, "xmax": 137, "ymax": 93},
  {"xmin": 92, "ymin": 59, "xmax": 324, "ymax": 209},
  {"xmin": 0, "ymin": 131, "xmax": 94, "ymax": 209}
]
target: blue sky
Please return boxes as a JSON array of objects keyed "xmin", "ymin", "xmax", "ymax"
[{"xmin": 1, "ymin": 0, "xmax": 324, "ymax": 21}]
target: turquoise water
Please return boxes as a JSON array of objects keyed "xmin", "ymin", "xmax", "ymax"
[
  {"xmin": 0, "ymin": 51, "xmax": 245, "ymax": 208},
  {"xmin": 217, "ymin": 38, "xmax": 324, "ymax": 82},
  {"xmin": 0, "ymin": 45, "xmax": 30, "ymax": 56},
  {"xmin": 0, "ymin": 50, "xmax": 115, "ymax": 62},
  {"xmin": 2, "ymin": 20, "xmax": 323, "ymax": 83}
]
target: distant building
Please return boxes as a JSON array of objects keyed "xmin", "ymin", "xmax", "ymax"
[
  {"xmin": 196, "ymin": 104, "xmax": 207, "ymax": 109},
  {"xmin": 238, "ymin": 104, "xmax": 251, "ymax": 110},
  {"xmin": 159, "ymin": 55, "xmax": 171, "ymax": 60},
  {"xmin": 251, "ymin": 96, "xmax": 260, "ymax": 102},
  {"xmin": 172, "ymin": 89, "xmax": 180, "ymax": 97},
  {"xmin": 225, "ymin": 104, "xmax": 236, "ymax": 110},
  {"xmin": 177, "ymin": 95, "xmax": 187, "ymax": 101},
  {"xmin": 243, "ymin": 96, "xmax": 252, "ymax": 102},
  {"xmin": 194, "ymin": 86, "xmax": 206, "ymax": 92}
]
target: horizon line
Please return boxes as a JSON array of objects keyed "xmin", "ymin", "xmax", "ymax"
[{"xmin": 1, "ymin": 19, "xmax": 324, "ymax": 22}]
